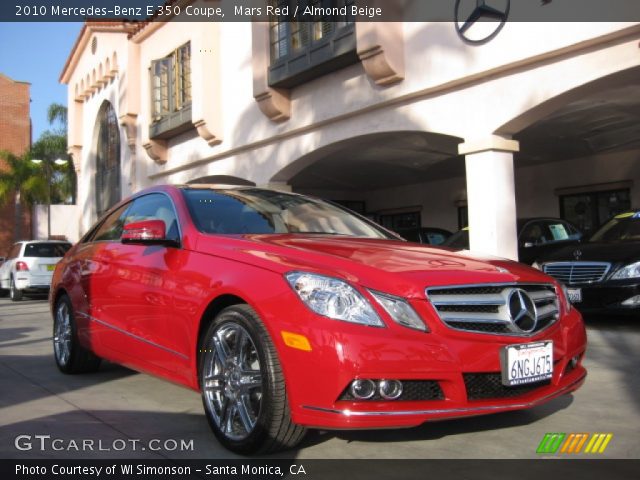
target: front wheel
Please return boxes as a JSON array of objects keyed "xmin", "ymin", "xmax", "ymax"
[
  {"xmin": 10, "ymin": 277, "xmax": 22, "ymax": 301},
  {"xmin": 53, "ymin": 295, "xmax": 101, "ymax": 373},
  {"xmin": 199, "ymin": 305, "xmax": 306, "ymax": 454}
]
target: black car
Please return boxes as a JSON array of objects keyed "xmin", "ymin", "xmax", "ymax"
[
  {"xmin": 400, "ymin": 227, "xmax": 452, "ymax": 245},
  {"xmin": 444, "ymin": 217, "xmax": 583, "ymax": 264},
  {"xmin": 534, "ymin": 211, "xmax": 640, "ymax": 315}
]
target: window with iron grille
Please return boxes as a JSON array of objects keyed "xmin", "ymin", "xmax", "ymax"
[
  {"xmin": 560, "ymin": 188, "xmax": 631, "ymax": 235},
  {"xmin": 268, "ymin": 0, "xmax": 358, "ymax": 88},
  {"xmin": 150, "ymin": 42, "xmax": 192, "ymax": 139}
]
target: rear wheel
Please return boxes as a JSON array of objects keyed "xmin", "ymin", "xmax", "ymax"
[
  {"xmin": 53, "ymin": 295, "xmax": 101, "ymax": 373},
  {"xmin": 199, "ymin": 305, "xmax": 306, "ymax": 454},
  {"xmin": 9, "ymin": 277, "xmax": 22, "ymax": 302}
]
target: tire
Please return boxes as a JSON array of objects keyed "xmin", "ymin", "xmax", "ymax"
[
  {"xmin": 53, "ymin": 294, "xmax": 101, "ymax": 374},
  {"xmin": 10, "ymin": 277, "xmax": 22, "ymax": 302},
  {"xmin": 199, "ymin": 304, "xmax": 306, "ymax": 454}
]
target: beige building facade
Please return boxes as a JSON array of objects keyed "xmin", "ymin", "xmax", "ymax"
[{"xmin": 61, "ymin": 8, "xmax": 640, "ymax": 260}]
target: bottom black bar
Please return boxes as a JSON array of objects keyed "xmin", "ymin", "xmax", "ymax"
[{"xmin": 2, "ymin": 459, "xmax": 639, "ymax": 480}]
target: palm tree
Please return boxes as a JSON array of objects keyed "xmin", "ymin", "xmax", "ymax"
[
  {"xmin": 0, "ymin": 150, "xmax": 48, "ymax": 241},
  {"xmin": 47, "ymin": 103, "xmax": 68, "ymax": 134},
  {"xmin": 33, "ymin": 103, "xmax": 76, "ymax": 204}
]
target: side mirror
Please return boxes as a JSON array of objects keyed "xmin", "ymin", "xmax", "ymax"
[{"xmin": 122, "ymin": 220, "xmax": 175, "ymax": 246}]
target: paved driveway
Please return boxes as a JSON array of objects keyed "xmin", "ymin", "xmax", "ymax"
[{"xmin": 0, "ymin": 296, "xmax": 638, "ymax": 460}]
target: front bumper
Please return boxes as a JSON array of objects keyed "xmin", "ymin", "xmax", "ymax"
[
  {"xmin": 570, "ymin": 281, "xmax": 640, "ymax": 314},
  {"xmin": 299, "ymin": 372, "xmax": 586, "ymax": 428},
  {"xmin": 262, "ymin": 294, "xmax": 587, "ymax": 430}
]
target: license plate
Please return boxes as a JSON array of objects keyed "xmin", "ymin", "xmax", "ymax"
[
  {"xmin": 46, "ymin": 264, "xmax": 56, "ymax": 271},
  {"xmin": 500, "ymin": 341, "xmax": 553, "ymax": 386},
  {"xmin": 568, "ymin": 287, "xmax": 582, "ymax": 303}
]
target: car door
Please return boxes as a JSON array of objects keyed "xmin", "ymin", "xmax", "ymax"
[
  {"xmin": 519, "ymin": 220, "xmax": 581, "ymax": 264},
  {"xmin": 68, "ymin": 203, "xmax": 131, "ymax": 351},
  {"xmin": 100, "ymin": 193, "xmax": 189, "ymax": 373},
  {"xmin": 533, "ymin": 220, "xmax": 582, "ymax": 262},
  {"xmin": 518, "ymin": 221, "xmax": 549, "ymax": 264}
]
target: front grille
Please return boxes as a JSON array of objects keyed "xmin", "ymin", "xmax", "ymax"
[
  {"xmin": 543, "ymin": 262, "xmax": 610, "ymax": 285},
  {"xmin": 338, "ymin": 380, "xmax": 444, "ymax": 402},
  {"xmin": 427, "ymin": 283, "xmax": 559, "ymax": 336},
  {"xmin": 464, "ymin": 373, "xmax": 550, "ymax": 400}
]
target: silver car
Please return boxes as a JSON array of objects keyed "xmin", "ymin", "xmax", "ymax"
[{"xmin": 0, "ymin": 240, "xmax": 71, "ymax": 301}]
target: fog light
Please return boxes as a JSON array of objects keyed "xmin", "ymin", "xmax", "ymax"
[
  {"xmin": 378, "ymin": 379, "xmax": 403, "ymax": 400},
  {"xmin": 621, "ymin": 295, "xmax": 640, "ymax": 306},
  {"xmin": 350, "ymin": 379, "xmax": 376, "ymax": 400}
]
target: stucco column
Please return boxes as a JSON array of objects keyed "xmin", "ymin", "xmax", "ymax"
[{"xmin": 458, "ymin": 136, "xmax": 520, "ymax": 261}]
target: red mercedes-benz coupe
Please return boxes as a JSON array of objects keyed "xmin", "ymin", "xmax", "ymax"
[{"xmin": 50, "ymin": 185, "xmax": 587, "ymax": 454}]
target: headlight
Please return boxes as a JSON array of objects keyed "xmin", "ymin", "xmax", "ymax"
[
  {"xmin": 531, "ymin": 261, "xmax": 542, "ymax": 271},
  {"xmin": 285, "ymin": 272, "xmax": 384, "ymax": 327},
  {"xmin": 611, "ymin": 261, "xmax": 640, "ymax": 280},
  {"xmin": 369, "ymin": 290, "xmax": 428, "ymax": 332}
]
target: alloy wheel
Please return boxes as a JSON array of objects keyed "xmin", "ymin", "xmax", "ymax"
[
  {"xmin": 53, "ymin": 301, "xmax": 72, "ymax": 366},
  {"xmin": 202, "ymin": 323, "xmax": 263, "ymax": 441}
]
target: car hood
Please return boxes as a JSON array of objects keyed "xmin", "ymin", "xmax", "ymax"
[
  {"xmin": 196, "ymin": 234, "xmax": 553, "ymax": 299},
  {"xmin": 536, "ymin": 241, "xmax": 640, "ymax": 264}
]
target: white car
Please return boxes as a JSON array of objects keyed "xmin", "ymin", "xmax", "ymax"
[{"xmin": 0, "ymin": 240, "xmax": 71, "ymax": 301}]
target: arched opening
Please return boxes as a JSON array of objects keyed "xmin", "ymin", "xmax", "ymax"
[
  {"xmin": 271, "ymin": 131, "xmax": 465, "ymax": 237},
  {"xmin": 187, "ymin": 175, "xmax": 256, "ymax": 186},
  {"xmin": 500, "ymin": 66, "xmax": 640, "ymax": 236},
  {"xmin": 93, "ymin": 101, "xmax": 121, "ymax": 216}
]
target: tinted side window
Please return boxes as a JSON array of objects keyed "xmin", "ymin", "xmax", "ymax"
[
  {"xmin": 544, "ymin": 221, "xmax": 572, "ymax": 242},
  {"xmin": 520, "ymin": 222, "xmax": 547, "ymax": 245},
  {"xmin": 123, "ymin": 194, "xmax": 180, "ymax": 243},
  {"xmin": 92, "ymin": 203, "xmax": 131, "ymax": 242}
]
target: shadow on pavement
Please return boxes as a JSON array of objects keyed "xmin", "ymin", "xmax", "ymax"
[{"xmin": 0, "ymin": 354, "xmax": 136, "ymax": 410}]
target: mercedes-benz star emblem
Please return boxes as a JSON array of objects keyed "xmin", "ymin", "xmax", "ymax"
[
  {"xmin": 507, "ymin": 289, "xmax": 538, "ymax": 333},
  {"xmin": 573, "ymin": 249, "xmax": 583, "ymax": 260},
  {"xmin": 454, "ymin": 0, "xmax": 511, "ymax": 44}
]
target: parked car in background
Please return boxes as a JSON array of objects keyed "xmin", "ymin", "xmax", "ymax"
[
  {"xmin": 50, "ymin": 185, "xmax": 586, "ymax": 454},
  {"xmin": 399, "ymin": 226, "xmax": 452, "ymax": 245},
  {"xmin": 444, "ymin": 218, "xmax": 583, "ymax": 264},
  {"xmin": 534, "ymin": 211, "xmax": 640, "ymax": 315},
  {"xmin": 0, "ymin": 240, "xmax": 72, "ymax": 301}
]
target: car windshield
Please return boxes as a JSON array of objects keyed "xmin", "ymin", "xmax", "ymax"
[
  {"xmin": 182, "ymin": 188, "xmax": 394, "ymax": 239},
  {"xmin": 23, "ymin": 243, "xmax": 71, "ymax": 257},
  {"xmin": 589, "ymin": 214, "xmax": 640, "ymax": 243}
]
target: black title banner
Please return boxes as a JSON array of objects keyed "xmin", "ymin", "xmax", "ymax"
[{"xmin": 2, "ymin": 0, "xmax": 640, "ymax": 22}]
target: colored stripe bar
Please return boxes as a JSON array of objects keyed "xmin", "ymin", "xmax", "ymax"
[
  {"xmin": 537, "ymin": 433, "xmax": 566, "ymax": 454},
  {"xmin": 584, "ymin": 433, "xmax": 613, "ymax": 454}
]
